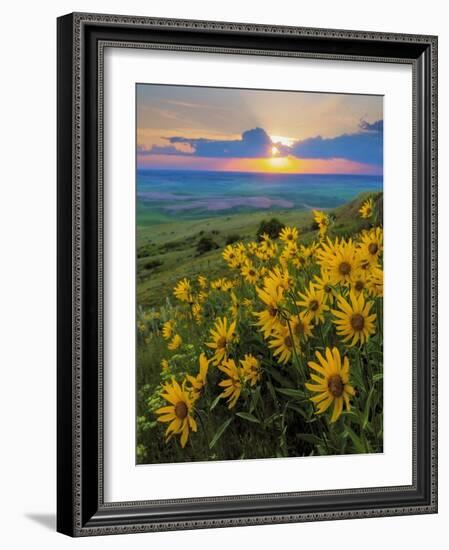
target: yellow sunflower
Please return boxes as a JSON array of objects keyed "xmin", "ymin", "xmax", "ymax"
[
  {"xmin": 205, "ymin": 316, "xmax": 237, "ymax": 364},
  {"xmin": 357, "ymin": 227, "xmax": 383, "ymax": 266},
  {"xmin": 247, "ymin": 241, "xmax": 259, "ymax": 255},
  {"xmin": 173, "ymin": 278, "xmax": 193, "ymax": 303},
  {"xmin": 279, "ymin": 226, "xmax": 299, "ymax": 244},
  {"xmin": 301, "ymin": 243, "xmax": 319, "ymax": 263},
  {"xmin": 291, "ymin": 248, "xmax": 306, "ymax": 269},
  {"xmin": 312, "ymin": 271, "xmax": 338, "ymax": 304},
  {"xmin": 155, "ymin": 379, "xmax": 198, "ymax": 447},
  {"xmin": 229, "ymin": 291, "xmax": 240, "ymax": 319},
  {"xmin": 211, "ymin": 278, "xmax": 234, "ymax": 292},
  {"xmin": 198, "ymin": 275, "xmax": 208, "ymax": 289},
  {"xmin": 312, "ymin": 209, "xmax": 330, "ymax": 238},
  {"xmin": 240, "ymin": 353, "xmax": 261, "ymax": 386},
  {"xmin": 263, "ymin": 266, "xmax": 292, "ymax": 292},
  {"xmin": 296, "ymin": 283, "xmax": 329, "ymax": 324},
  {"xmin": 161, "ymin": 359, "xmax": 170, "ymax": 372},
  {"xmin": 218, "ymin": 358, "xmax": 242, "ymax": 408},
  {"xmin": 332, "ymin": 290, "xmax": 376, "ymax": 346},
  {"xmin": 306, "ymin": 347, "xmax": 355, "ymax": 423},
  {"xmin": 186, "ymin": 353, "xmax": 210, "ymax": 397},
  {"xmin": 161, "ymin": 320, "xmax": 175, "ymax": 340},
  {"xmin": 192, "ymin": 302, "xmax": 203, "ymax": 324},
  {"xmin": 222, "ymin": 244, "xmax": 243, "ymax": 268},
  {"xmin": 241, "ymin": 261, "xmax": 259, "ymax": 284},
  {"xmin": 290, "ymin": 312, "xmax": 313, "ymax": 342},
  {"xmin": 359, "ymin": 197, "xmax": 374, "ymax": 219},
  {"xmin": 256, "ymin": 235, "xmax": 278, "ymax": 261},
  {"xmin": 350, "ymin": 268, "xmax": 371, "ymax": 296},
  {"xmin": 254, "ymin": 281, "xmax": 285, "ymax": 338},
  {"xmin": 367, "ymin": 265, "xmax": 384, "ymax": 297},
  {"xmin": 313, "ymin": 209, "xmax": 328, "ymax": 227},
  {"xmin": 268, "ymin": 323, "xmax": 299, "ymax": 364},
  {"xmin": 280, "ymin": 242, "xmax": 297, "ymax": 266},
  {"xmin": 167, "ymin": 333, "xmax": 182, "ymax": 351},
  {"xmin": 318, "ymin": 238, "xmax": 357, "ymax": 286}
]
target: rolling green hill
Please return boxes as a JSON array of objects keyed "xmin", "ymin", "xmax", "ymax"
[{"xmin": 137, "ymin": 191, "xmax": 382, "ymax": 308}]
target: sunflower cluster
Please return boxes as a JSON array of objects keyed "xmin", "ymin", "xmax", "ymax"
[{"xmin": 141, "ymin": 196, "xmax": 383, "ymax": 457}]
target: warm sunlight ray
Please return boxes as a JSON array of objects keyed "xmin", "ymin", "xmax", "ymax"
[{"xmin": 270, "ymin": 135, "xmax": 296, "ymax": 147}]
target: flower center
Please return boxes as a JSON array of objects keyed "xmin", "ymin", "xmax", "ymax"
[
  {"xmin": 339, "ymin": 261, "xmax": 351, "ymax": 275},
  {"xmin": 249, "ymin": 270, "xmax": 256, "ymax": 277},
  {"xmin": 351, "ymin": 313, "xmax": 365, "ymax": 331},
  {"xmin": 324, "ymin": 284, "xmax": 332, "ymax": 294},
  {"xmin": 294, "ymin": 321, "xmax": 304, "ymax": 336},
  {"xmin": 328, "ymin": 374, "xmax": 344, "ymax": 397},
  {"xmin": 217, "ymin": 336, "xmax": 227, "ymax": 349},
  {"xmin": 268, "ymin": 306, "xmax": 278, "ymax": 317},
  {"xmin": 368, "ymin": 242, "xmax": 378, "ymax": 255},
  {"xmin": 355, "ymin": 280, "xmax": 364, "ymax": 292},
  {"xmin": 175, "ymin": 401, "xmax": 188, "ymax": 420},
  {"xmin": 309, "ymin": 299, "xmax": 319, "ymax": 311},
  {"xmin": 284, "ymin": 335, "xmax": 293, "ymax": 348}
]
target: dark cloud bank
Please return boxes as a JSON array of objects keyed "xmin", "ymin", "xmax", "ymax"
[{"xmin": 139, "ymin": 120, "xmax": 383, "ymax": 165}]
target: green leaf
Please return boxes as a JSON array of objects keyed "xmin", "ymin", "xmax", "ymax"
[
  {"xmin": 362, "ymin": 387, "xmax": 375, "ymax": 430},
  {"xmin": 250, "ymin": 386, "xmax": 261, "ymax": 414},
  {"xmin": 209, "ymin": 418, "xmax": 233, "ymax": 449},
  {"xmin": 265, "ymin": 412, "xmax": 282, "ymax": 426},
  {"xmin": 266, "ymin": 381, "xmax": 278, "ymax": 402},
  {"xmin": 275, "ymin": 387, "xmax": 307, "ymax": 400},
  {"xmin": 343, "ymin": 425, "xmax": 365, "ymax": 453},
  {"xmin": 236, "ymin": 412, "xmax": 260, "ymax": 424},
  {"xmin": 209, "ymin": 395, "xmax": 221, "ymax": 411},
  {"xmin": 373, "ymin": 373, "xmax": 383, "ymax": 383},
  {"xmin": 341, "ymin": 410, "xmax": 361, "ymax": 424},
  {"xmin": 267, "ymin": 367, "xmax": 294, "ymax": 388},
  {"xmin": 286, "ymin": 402, "xmax": 311, "ymax": 420}
]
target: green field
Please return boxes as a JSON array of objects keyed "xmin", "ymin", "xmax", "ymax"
[{"xmin": 137, "ymin": 192, "xmax": 382, "ymax": 308}]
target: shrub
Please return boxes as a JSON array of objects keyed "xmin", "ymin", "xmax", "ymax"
[
  {"xmin": 144, "ymin": 259, "xmax": 163, "ymax": 270},
  {"xmin": 256, "ymin": 218, "xmax": 285, "ymax": 241},
  {"xmin": 225, "ymin": 234, "xmax": 241, "ymax": 245},
  {"xmin": 196, "ymin": 236, "xmax": 219, "ymax": 255}
]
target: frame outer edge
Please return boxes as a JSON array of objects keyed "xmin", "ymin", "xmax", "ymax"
[
  {"xmin": 57, "ymin": 13, "xmax": 76, "ymax": 537},
  {"xmin": 59, "ymin": 12, "xmax": 438, "ymax": 536}
]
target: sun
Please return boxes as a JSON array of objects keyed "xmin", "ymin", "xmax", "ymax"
[
  {"xmin": 268, "ymin": 156, "xmax": 289, "ymax": 170},
  {"xmin": 271, "ymin": 146, "xmax": 279, "ymax": 156}
]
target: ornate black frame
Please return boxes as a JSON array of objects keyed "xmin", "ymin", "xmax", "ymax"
[{"xmin": 57, "ymin": 12, "xmax": 438, "ymax": 537}]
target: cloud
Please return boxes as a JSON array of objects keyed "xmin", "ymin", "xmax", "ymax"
[
  {"xmin": 139, "ymin": 120, "xmax": 383, "ymax": 165},
  {"xmin": 290, "ymin": 119, "xmax": 383, "ymax": 164},
  {"xmin": 138, "ymin": 144, "xmax": 185, "ymax": 156},
  {"xmin": 165, "ymin": 127, "xmax": 275, "ymax": 158},
  {"xmin": 359, "ymin": 119, "xmax": 383, "ymax": 132}
]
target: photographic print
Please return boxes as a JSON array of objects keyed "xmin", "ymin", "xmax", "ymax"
[{"xmin": 136, "ymin": 84, "xmax": 384, "ymax": 465}]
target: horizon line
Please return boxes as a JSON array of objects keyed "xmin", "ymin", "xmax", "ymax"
[{"xmin": 136, "ymin": 167, "xmax": 383, "ymax": 177}]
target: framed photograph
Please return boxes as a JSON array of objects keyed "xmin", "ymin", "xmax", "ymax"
[{"xmin": 57, "ymin": 12, "xmax": 438, "ymax": 536}]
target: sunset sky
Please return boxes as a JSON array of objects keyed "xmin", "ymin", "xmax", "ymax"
[{"xmin": 137, "ymin": 84, "xmax": 383, "ymax": 175}]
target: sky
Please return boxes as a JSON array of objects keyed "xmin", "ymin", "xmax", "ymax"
[{"xmin": 137, "ymin": 84, "xmax": 383, "ymax": 175}]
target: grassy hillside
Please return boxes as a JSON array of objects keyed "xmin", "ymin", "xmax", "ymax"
[{"xmin": 137, "ymin": 191, "xmax": 382, "ymax": 308}]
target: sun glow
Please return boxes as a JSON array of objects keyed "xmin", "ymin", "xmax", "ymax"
[
  {"xmin": 270, "ymin": 135, "xmax": 296, "ymax": 147},
  {"xmin": 266, "ymin": 156, "xmax": 290, "ymax": 170},
  {"xmin": 271, "ymin": 146, "xmax": 280, "ymax": 156}
]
